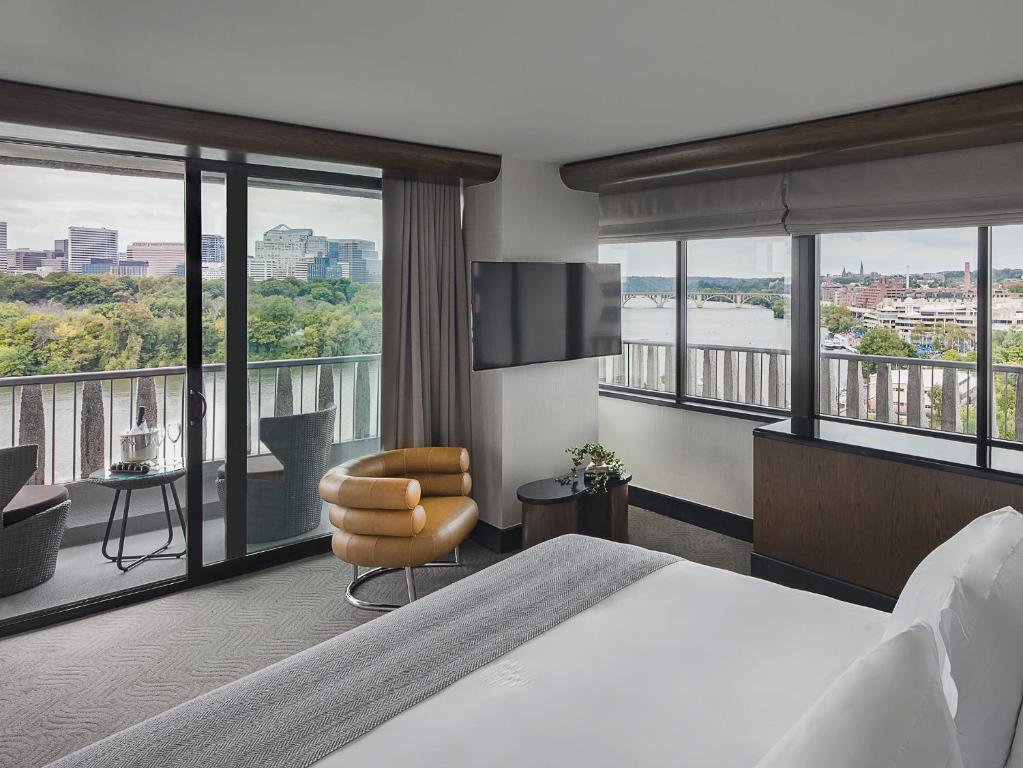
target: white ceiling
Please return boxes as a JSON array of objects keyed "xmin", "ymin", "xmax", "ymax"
[{"xmin": 2, "ymin": 1, "xmax": 1023, "ymax": 164}]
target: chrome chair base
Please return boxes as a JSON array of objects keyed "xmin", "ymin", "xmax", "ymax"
[{"xmin": 345, "ymin": 546, "xmax": 462, "ymax": 612}]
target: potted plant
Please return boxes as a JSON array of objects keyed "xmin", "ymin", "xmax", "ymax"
[{"xmin": 558, "ymin": 442, "xmax": 625, "ymax": 494}]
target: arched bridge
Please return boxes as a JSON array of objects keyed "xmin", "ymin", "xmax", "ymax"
[{"xmin": 622, "ymin": 291, "xmax": 787, "ymax": 308}]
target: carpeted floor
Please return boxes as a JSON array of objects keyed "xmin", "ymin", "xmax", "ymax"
[{"xmin": 0, "ymin": 508, "xmax": 751, "ymax": 768}]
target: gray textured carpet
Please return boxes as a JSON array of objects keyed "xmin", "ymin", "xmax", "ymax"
[{"xmin": 0, "ymin": 508, "xmax": 751, "ymax": 768}]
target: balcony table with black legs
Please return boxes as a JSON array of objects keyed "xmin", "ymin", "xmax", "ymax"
[{"xmin": 88, "ymin": 464, "xmax": 187, "ymax": 572}]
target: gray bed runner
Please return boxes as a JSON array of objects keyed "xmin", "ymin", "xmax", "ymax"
[{"xmin": 49, "ymin": 534, "xmax": 678, "ymax": 768}]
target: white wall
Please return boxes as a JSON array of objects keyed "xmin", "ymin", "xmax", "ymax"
[
  {"xmin": 598, "ymin": 397, "xmax": 765, "ymax": 518},
  {"xmin": 465, "ymin": 159, "xmax": 599, "ymax": 529}
]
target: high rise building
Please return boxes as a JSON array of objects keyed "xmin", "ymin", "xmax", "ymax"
[
  {"xmin": 7, "ymin": 249, "xmax": 51, "ymax": 273},
  {"xmin": 126, "ymin": 242, "xmax": 185, "ymax": 276},
  {"xmin": 201, "ymin": 234, "xmax": 225, "ymax": 263},
  {"xmin": 964, "ymin": 261, "xmax": 972, "ymax": 292},
  {"xmin": 0, "ymin": 221, "xmax": 7, "ymax": 270},
  {"xmin": 330, "ymin": 238, "xmax": 381, "ymax": 283},
  {"xmin": 248, "ymin": 226, "xmax": 380, "ymax": 282},
  {"xmin": 68, "ymin": 226, "xmax": 117, "ymax": 272}
]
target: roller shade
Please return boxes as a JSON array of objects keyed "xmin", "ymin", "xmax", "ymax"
[
  {"xmin": 785, "ymin": 142, "xmax": 1023, "ymax": 234},
  {"xmin": 598, "ymin": 142, "xmax": 1023, "ymax": 241},
  {"xmin": 598, "ymin": 172, "xmax": 787, "ymax": 242}
]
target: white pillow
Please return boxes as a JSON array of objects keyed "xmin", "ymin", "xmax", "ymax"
[
  {"xmin": 883, "ymin": 507, "xmax": 1023, "ymax": 768},
  {"xmin": 755, "ymin": 623, "xmax": 962, "ymax": 768}
]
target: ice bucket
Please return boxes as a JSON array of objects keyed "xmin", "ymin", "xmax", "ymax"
[{"xmin": 120, "ymin": 428, "xmax": 162, "ymax": 463}]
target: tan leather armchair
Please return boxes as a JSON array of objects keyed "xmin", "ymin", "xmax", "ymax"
[{"xmin": 319, "ymin": 446, "xmax": 479, "ymax": 611}]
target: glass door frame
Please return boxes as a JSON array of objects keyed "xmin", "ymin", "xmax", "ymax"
[
  {"xmin": 0, "ymin": 155, "xmax": 380, "ymax": 638},
  {"xmin": 183, "ymin": 158, "xmax": 383, "ymax": 586}
]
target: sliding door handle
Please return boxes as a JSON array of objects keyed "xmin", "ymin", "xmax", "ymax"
[{"xmin": 188, "ymin": 389, "xmax": 207, "ymax": 426}]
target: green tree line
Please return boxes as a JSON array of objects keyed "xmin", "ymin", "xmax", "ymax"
[{"xmin": 0, "ymin": 272, "xmax": 380, "ymax": 376}]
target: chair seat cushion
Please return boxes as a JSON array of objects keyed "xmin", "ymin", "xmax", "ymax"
[
  {"xmin": 332, "ymin": 496, "xmax": 479, "ymax": 568},
  {"xmin": 3, "ymin": 484, "xmax": 70, "ymax": 528}
]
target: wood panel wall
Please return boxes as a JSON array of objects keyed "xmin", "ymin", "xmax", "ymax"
[{"xmin": 754, "ymin": 435, "xmax": 1023, "ymax": 596}]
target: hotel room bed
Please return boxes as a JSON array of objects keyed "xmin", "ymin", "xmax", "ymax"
[
  {"xmin": 49, "ymin": 534, "xmax": 887, "ymax": 768},
  {"xmin": 321, "ymin": 555, "xmax": 886, "ymax": 768}
]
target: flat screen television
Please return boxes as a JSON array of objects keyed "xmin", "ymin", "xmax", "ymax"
[{"xmin": 470, "ymin": 261, "xmax": 622, "ymax": 371}]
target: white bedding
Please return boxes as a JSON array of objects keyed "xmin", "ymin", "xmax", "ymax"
[{"xmin": 316, "ymin": 559, "xmax": 887, "ymax": 768}]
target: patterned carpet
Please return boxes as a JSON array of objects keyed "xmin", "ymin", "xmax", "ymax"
[{"xmin": 0, "ymin": 507, "xmax": 750, "ymax": 768}]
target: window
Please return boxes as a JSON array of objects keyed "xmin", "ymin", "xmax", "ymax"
[
  {"xmin": 598, "ymin": 241, "xmax": 676, "ymax": 394},
  {"xmin": 817, "ymin": 228, "xmax": 978, "ymax": 435},
  {"xmin": 686, "ymin": 236, "xmax": 791, "ymax": 408},
  {"xmin": 0, "ymin": 147, "xmax": 188, "ymax": 618},
  {"xmin": 991, "ymin": 225, "xmax": 1023, "ymax": 443}
]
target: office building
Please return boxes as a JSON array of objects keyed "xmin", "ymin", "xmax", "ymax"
[
  {"xmin": 67, "ymin": 226, "xmax": 117, "ymax": 273},
  {"xmin": 126, "ymin": 242, "xmax": 185, "ymax": 276}
]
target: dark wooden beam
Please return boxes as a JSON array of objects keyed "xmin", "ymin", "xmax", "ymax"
[
  {"xmin": 0, "ymin": 79, "xmax": 501, "ymax": 183},
  {"xmin": 561, "ymin": 81, "xmax": 1023, "ymax": 194}
]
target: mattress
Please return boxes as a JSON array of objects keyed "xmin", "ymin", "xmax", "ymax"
[{"xmin": 319, "ymin": 558, "xmax": 887, "ymax": 768}]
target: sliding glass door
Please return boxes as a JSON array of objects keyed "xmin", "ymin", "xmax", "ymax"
[
  {"xmin": 193, "ymin": 170, "xmax": 383, "ymax": 568},
  {"xmin": 0, "ymin": 136, "xmax": 382, "ymax": 635},
  {"xmin": 0, "ymin": 144, "xmax": 194, "ymax": 626}
]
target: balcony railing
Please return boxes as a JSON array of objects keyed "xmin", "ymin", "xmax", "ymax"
[
  {"xmin": 0, "ymin": 354, "xmax": 381, "ymax": 485},
  {"xmin": 600, "ymin": 340, "xmax": 1023, "ymax": 440},
  {"xmin": 599, "ymin": 341, "xmax": 791, "ymax": 408}
]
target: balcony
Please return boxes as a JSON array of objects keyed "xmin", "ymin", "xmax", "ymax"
[
  {"xmin": 601, "ymin": 340, "xmax": 1023, "ymax": 439},
  {"xmin": 0, "ymin": 354, "xmax": 381, "ymax": 620}
]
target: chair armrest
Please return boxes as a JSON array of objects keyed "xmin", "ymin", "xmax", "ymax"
[
  {"xmin": 329, "ymin": 505, "xmax": 427, "ymax": 537},
  {"xmin": 319, "ymin": 470, "xmax": 421, "ymax": 510},
  {"xmin": 411, "ymin": 472, "xmax": 472, "ymax": 497},
  {"xmin": 400, "ymin": 447, "xmax": 470, "ymax": 474}
]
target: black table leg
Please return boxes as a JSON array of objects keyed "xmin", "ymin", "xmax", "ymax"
[
  {"xmin": 101, "ymin": 489, "xmax": 122, "ymax": 562},
  {"xmin": 169, "ymin": 480, "xmax": 187, "ymax": 540},
  {"xmin": 101, "ymin": 483, "xmax": 186, "ymax": 571}
]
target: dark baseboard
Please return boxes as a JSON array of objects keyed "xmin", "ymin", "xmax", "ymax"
[
  {"xmin": 751, "ymin": 552, "xmax": 897, "ymax": 612},
  {"xmin": 629, "ymin": 486, "xmax": 753, "ymax": 543},
  {"xmin": 471, "ymin": 520, "xmax": 522, "ymax": 554}
]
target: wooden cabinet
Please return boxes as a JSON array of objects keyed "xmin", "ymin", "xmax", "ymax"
[{"xmin": 754, "ymin": 422, "xmax": 1023, "ymax": 597}]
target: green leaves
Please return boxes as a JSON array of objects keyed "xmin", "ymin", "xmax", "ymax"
[
  {"xmin": 0, "ymin": 273, "xmax": 382, "ymax": 375},
  {"xmin": 557, "ymin": 442, "xmax": 626, "ymax": 495}
]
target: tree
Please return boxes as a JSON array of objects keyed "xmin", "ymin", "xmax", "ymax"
[
  {"xmin": 770, "ymin": 297, "xmax": 786, "ymax": 319},
  {"xmin": 856, "ymin": 326, "xmax": 915, "ymax": 358},
  {"xmin": 823, "ymin": 304, "xmax": 855, "ymax": 334}
]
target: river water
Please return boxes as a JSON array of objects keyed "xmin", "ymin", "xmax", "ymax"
[{"xmin": 623, "ymin": 301, "xmax": 791, "ymax": 349}]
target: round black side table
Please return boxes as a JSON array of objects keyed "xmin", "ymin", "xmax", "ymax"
[
  {"xmin": 516, "ymin": 470, "xmax": 631, "ymax": 548},
  {"xmin": 88, "ymin": 464, "xmax": 187, "ymax": 572}
]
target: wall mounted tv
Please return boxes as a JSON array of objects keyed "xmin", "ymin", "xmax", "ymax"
[{"xmin": 470, "ymin": 261, "xmax": 622, "ymax": 371}]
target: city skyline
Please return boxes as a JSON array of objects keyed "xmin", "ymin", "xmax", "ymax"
[
  {"xmin": 601, "ymin": 226, "xmax": 1023, "ymax": 278},
  {"xmin": 0, "ymin": 164, "xmax": 382, "ymax": 253}
]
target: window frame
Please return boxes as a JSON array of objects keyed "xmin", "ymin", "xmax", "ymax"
[
  {"xmin": 599, "ymin": 226, "xmax": 1023, "ymax": 464},
  {"xmin": 0, "ymin": 131, "xmax": 383, "ymax": 639},
  {"xmin": 599, "ymin": 237, "xmax": 794, "ymax": 420}
]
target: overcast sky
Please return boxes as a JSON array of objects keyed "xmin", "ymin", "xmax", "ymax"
[
  {"xmin": 4, "ymin": 163, "xmax": 1023, "ymax": 275},
  {"xmin": 600, "ymin": 226, "xmax": 1023, "ymax": 278},
  {"xmin": 0, "ymin": 165, "xmax": 382, "ymax": 254}
]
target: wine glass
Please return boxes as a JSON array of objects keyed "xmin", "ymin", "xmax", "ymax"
[{"xmin": 167, "ymin": 422, "xmax": 182, "ymax": 466}]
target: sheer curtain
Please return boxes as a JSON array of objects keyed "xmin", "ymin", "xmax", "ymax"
[{"xmin": 381, "ymin": 177, "xmax": 472, "ymax": 449}]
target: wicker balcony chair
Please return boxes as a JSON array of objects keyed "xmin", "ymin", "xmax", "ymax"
[
  {"xmin": 0, "ymin": 445, "xmax": 71, "ymax": 596},
  {"xmin": 216, "ymin": 405, "xmax": 337, "ymax": 544}
]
